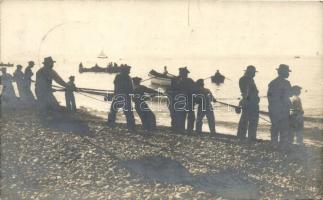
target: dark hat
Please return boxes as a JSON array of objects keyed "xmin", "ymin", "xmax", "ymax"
[
  {"xmin": 69, "ymin": 76, "xmax": 75, "ymax": 80},
  {"xmin": 132, "ymin": 77, "xmax": 142, "ymax": 84},
  {"xmin": 16, "ymin": 64, "xmax": 23, "ymax": 69},
  {"xmin": 179, "ymin": 67, "xmax": 190, "ymax": 74},
  {"xmin": 276, "ymin": 64, "xmax": 291, "ymax": 72},
  {"xmin": 28, "ymin": 61, "xmax": 35, "ymax": 65},
  {"xmin": 42, "ymin": 56, "xmax": 56, "ymax": 64},
  {"xmin": 244, "ymin": 65, "xmax": 258, "ymax": 73},
  {"xmin": 292, "ymin": 85, "xmax": 302, "ymax": 90},
  {"xmin": 196, "ymin": 79, "xmax": 204, "ymax": 86}
]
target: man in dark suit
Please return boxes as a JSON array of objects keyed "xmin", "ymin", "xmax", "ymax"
[
  {"xmin": 107, "ymin": 66, "xmax": 136, "ymax": 131},
  {"xmin": 267, "ymin": 64, "xmax": 292, "ymax": 143},
  {"xmin": 237, "ymin": 65, "xmax": 260, "ymax": 140}
]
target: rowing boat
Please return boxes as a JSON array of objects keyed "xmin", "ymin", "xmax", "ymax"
[
  {"xmin": 148, "ymin": 70, "xmax": 174, "ymax": 86},
  {"xmin": 211, "ymin": 72, "xmax": 225, "ymax": 85}
]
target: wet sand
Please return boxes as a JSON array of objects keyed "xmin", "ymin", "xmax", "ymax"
[{"xmin": 1, "ymin": 107, "xmax": 322, "ymax": 199}]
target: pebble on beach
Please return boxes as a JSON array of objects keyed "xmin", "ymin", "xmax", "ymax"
[{"xmin": 0, "ymin": 108, "xmax": 322, "ymax": 199}]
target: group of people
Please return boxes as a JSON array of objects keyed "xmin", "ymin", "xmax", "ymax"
[
  {"xmin": 106, "ymin": 63, "xmax": 304, "ymax": 145},
  {"xmin": 106, "ymin": 66, "xmax": 217, "ymax": 135},
  {"xmin": 0, "ymin": 56, "xmax": 304, "ymax": 144},
  {"xmin": 237, "ymin": 64, "xmax": 304, "ymax": 144},
  {"xmin": 0, "ymin": 57, "xmax": 77, "ymax": 114},
  {"xmin": 0, "ymin": 61, "xmax": 35, "ymax": 104}
]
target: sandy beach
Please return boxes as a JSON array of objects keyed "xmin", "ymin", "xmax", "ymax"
[{"xmin": 1, "ymin": 107, "xmax": 322, "ymax": 199}]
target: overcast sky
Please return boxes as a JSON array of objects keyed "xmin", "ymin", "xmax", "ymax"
[{"xmin": 0, "ymin": 1, "xmax": 322, "ymax": 63}]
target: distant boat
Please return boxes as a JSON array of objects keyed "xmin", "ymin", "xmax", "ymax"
[
  {"xmin": 0, "ymin": 62, "xmax": 14, "ymax": 67},
  {"xmin": 211, "ymin": 70, "xmax": 225, "ymax": 85},
  {"xmin": 148, "ymin": 70, "xmax": 174, "ymax": 86},
  {"xmin": 294, "ymin": 56, "xmax": 300, "ymax": 59},
  {"xmin": 97, "ymin": 50, "xmax": 108, "ymax": 59},
  {"xmin": 79, "ymin": 62, "xmax": 127, "ymax": 74}
]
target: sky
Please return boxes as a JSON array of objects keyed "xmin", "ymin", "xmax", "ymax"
[{"xmin": 0, "ymin": 0, "xmax": 322, "ymax": 64}]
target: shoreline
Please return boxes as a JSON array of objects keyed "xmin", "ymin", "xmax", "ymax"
[
  {"xmin": 1, "ymin": 107, "xmax": 322, "ymax": 199},
  {"xmin": 81, "ymin": 106, "xmax": 323, "ymax": 147}
]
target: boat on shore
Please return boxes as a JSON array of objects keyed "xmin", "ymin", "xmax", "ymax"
[{"xmin": 148, "ymin": 70, "xmax": 175, "ymax": 86}]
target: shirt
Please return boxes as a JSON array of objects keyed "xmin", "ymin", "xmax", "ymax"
[
  {"xmin": 13, "ymin": 70, "xmax": 24, "ymax": 85},
  {"xmin": 65, "ymin": 81, "xmax": 76, "ymax": 95},
  {"xmin": 113, "ymin": 73, "xmax": 134, "ymax": 95},
  {"xmin": 24, "ymin": 67, "xmax": 33, "ymax": 81},
  {"xmin": 35, "ymin": 67, "xmax": 67, "ymax": 93},
  {"xmin": 133, "ymin": 85, "xmax": 158, "ymax": 105},
  {"xmin": 239, "ymin": 75, "xmax": 259, "ymax": 101},
  {"xmin": 195, "ymin": 87, "xmax": 215, "ymax": 109},
  {"xmin": 267, "ymin": 77, "xmax": 292, "ymax": 117},
  {"xmin": 291, "ymin": 96, "xmax": 303, "ymax": 115}
]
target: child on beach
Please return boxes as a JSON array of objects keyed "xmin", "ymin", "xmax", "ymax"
[
  {"xmin": 290, "ymin": 85, "xmax": 304, "ymax": 144},
  {"xmin": 65, "ymin": 76, "xmax": 77, "ymax": 112}
]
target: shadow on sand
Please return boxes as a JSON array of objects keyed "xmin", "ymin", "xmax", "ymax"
[
  {"xmin": 121, "ymin": 155, "xmax": 261, "ymax": 199},
  {"xmin": 39, "ymin": 112, "xmax": 93, "ymax": 137}
]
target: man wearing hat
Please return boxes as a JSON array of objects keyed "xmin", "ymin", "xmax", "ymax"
[
  {"xmin": 65, "ymin": 76, "xmax": 77, "ymax": 112},
  {"xmin": 13, "ymin": 64, "xmax": 26, "ymax": 100},
  {"xmin": 176, "ymin": 66, "xmax": 196, "ymax": 133},
  {"xmin": 237, "ymin": 65, "xmax": 260, "ymax": 140},
  {"xmin": 267, "ymin": 64, "xmax": 292, "ymax": 144},
  {"xmin": 107, "ymin": 65, "xmax": 136, "ymax": 131},
  {"xmin": 0, "ymin": 67, "xmax": 17, "ymax": 103},
  {"xmin": 132, "ymin": 77, "xmax": 159, "ymax": 131},
  {"xmin": 35, "ymin": 57, "xmax": 67, "ymax": 115},
  {"xmin": 24, "ymin": 61, "xmax": 35, "ymax": 101}
]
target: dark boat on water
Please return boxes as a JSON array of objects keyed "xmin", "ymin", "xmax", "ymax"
[
  {"xmin": 211, "ymin": 70, "xmax": 225, "ymax": 85},
  {"xmin": 79, "ymin": 62, "xmax": 129, "ymax": 74},
  {"xmin": 0, "ymin": 62, "xmax": 14, "ymax": 67}
]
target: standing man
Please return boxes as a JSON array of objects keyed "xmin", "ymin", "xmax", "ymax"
[
  {"xmin": 195, "ymin": 79, "xmax": 216, "ymax": 134},
  {"xmin": 166, "ymin": 75, "xmax": 180, "ymax": 132},
  {"xmin": 267, "ymin": 64, "xmax": 292, "ymax": 143},
  {"xmin": 35, "ymin": 57, "xmax": 67, "ymax": 115},
  {"xmin": 24, "ymin": 61, "xmax": 35, "ymax": 102},
  {"xmin": 65, "ymin": 76, "xmax": 77, "ymax": 112},
  {"xmin": 13, "ymin": 65, "xmax": 25, "ymax": 100},
  {"xmin": 132, "ymin": 77, "xmax": 159, "ymax": 131},
  {"xmin": 0, "ymin": 68, "xmax": 17, "ymax": 103},
  {"xmin": 176, "ymin": 67, "xmax": 196, "ymax": 133},
  {"xmin": 237, "ymin": 65, "xmax": 260, "ymax": 140},
  {"xmin": 107, "ymin": 66, "xmax": 136, "ymax": 131}
]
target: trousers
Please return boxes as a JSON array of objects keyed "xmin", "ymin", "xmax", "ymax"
[
  {"xmin": 237, "ymin": 104, "xmax": 259, "ymax": 140},
  {"xmin": 135, "ymin": 102, "xmax": 156, "ymax": 131},
  {"xmin": 269, "ymin": 114, "xmax": 291, "ymax": 143},
  {"xmin": 107, "ymin": 95, "xmax": 135, "ymax": 131},
  {"xmin": 65, "ymin": 92, "xmax": 76, "ymax": 112},
  {"xmin": 195, "ymin": 105, "xmax": 216, "ymax": 134}
]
